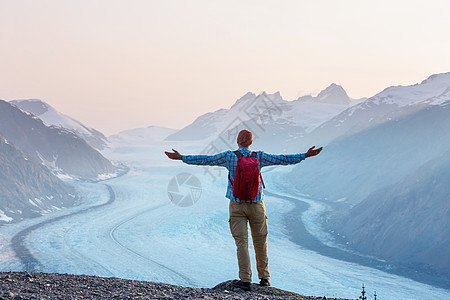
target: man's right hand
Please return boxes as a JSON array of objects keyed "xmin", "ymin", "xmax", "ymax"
[
  {"xmin": 305, "ymin": 146, "xmax": 323, "ymax": 158},
  {"xmin": 165, "ymin": 149, "xmax": 183, "ymax": 160}
]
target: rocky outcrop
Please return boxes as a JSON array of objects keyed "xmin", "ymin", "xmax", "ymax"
[
  {"xmin": 213, "ymin": 280, "xmax": 324, "ymax": 299},
  {"xmin": 0, "ymin": 272, "xmax": 352, "ymax": 300}
]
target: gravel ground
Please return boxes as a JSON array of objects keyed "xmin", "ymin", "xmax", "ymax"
[{"xmin": 0, "ymin": 272, "xmax": 354, "ymax": 300}]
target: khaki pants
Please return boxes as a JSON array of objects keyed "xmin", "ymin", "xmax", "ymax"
[{"xmin": 229, "ymin": 200, "xmax": 270, "ymax": 283}]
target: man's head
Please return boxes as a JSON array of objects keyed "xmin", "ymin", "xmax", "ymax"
[{"xmin": 237, "ymin": 130, "xmax": 253, "ymax": 148}]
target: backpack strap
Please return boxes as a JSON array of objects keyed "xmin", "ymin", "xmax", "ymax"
[
  {"xmin": 233, "ymin": 150, "xmax": 244, "ymax": 158},
  {"xmin": 260, "ymin": 173, "xmax": 265, "ymax": 189},
  {"xmin": 229, "ymin": 150, "xmax": 243, "ymax": 185},
  {"xmin": 251, "ymin": 151, "xmax": 265, "ymax": 189}
]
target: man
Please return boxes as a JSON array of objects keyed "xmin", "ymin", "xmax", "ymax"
[{"xmin": 165, "ymin": 130, "xmax": 322, "ymax": 290}]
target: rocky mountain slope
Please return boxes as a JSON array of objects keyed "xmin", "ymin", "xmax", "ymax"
[
  {"xmin": 334, "ymin": 146, "xmax": 450, "ymax": 281},
  {"xmin": 10, "ymin": 99, "xmax": 108, "ymax": 150},
  {"xmin": 0, "ymin": 134, "xmax": 79, "ymax": 224},
  {"xmin": 0, "ymin": 100, "xmax": 115, "ymax": 180}
]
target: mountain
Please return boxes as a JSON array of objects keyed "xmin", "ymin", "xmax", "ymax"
[
  {"xmin": 166, "ymin": 85, "xmax": 352, "ymax": 152},
  {"xmin": 285, "ymin": 75, "xmax": 450, "ymax": 285},
  {"xmin": 333, "ymin": 146, "xmax": 450, "ymax": 279},
  {"xmin": 305, "ymin": 83, "xmax": 351, "ymax": 105},
  {"xmin": 165, "ymin": 92, "xmax": 276, "ymax": 142},
  {"xmin": 0, "ymin": 134, "xmax": 79, "ymax": 224},
  {"xmin": 289, "ymin": 99, "xmax": 450, "ymax": 206},
  {"xmin": 0, "ymin": 100, "xmax": 115, "ymax": 180},
  {"xmin": 10, "ymin": 99, "xmax": 108, "ymax": 150},
  {"xmin": 109, "ymin": 126, "xmax": 177, "ymax": 146},
  {"xmin": 306, "ymin": 72, "xmax": 450, "ymax": 146}
]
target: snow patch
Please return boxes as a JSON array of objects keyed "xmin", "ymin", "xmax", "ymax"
[
  {"xmin": 96, "ymin": 172, "xmax": 118, "ymax": 181},
  {"xmin": 28, "ymin": 198, "xmax": 40, "ymax": 208},
  {"xmin": 369, "ymin": 72, "xmax": 450, "ymax": 107},
  {"xmin": 0, "ymin": 210, "xmax": 13, "ymax": 222},
  {"xmin": 56, "ymin": 173, "xmax": 75, "ymax": 180}
]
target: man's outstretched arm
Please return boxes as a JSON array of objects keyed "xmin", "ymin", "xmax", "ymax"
[
  {"xmin": 165, "ymin": 149, "xmax": 228, "ymax": 166},
  {"xmin": 260, "ymin": 145, "xmax": 323, "ymax": 167}
]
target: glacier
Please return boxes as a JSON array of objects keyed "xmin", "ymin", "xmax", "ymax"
[{"xmin": 1, "ymin": 138, "xmax": 449, "ymax": 300}]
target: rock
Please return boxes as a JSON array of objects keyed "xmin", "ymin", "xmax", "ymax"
[{"xmin": 213, "ymin": 279, "xmax": 303, "ymax": 297}]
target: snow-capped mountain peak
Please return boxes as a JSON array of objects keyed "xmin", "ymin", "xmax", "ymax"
[
  {"xmin": 11, "ymin": 99, "xmax": 88, "ymax": 134},
  {"xmin": 230, "ymin": 91, "xmax": 285, "ymax": 110},
  {"xmin": 230, "ymin": 92, "xmax": 257, "ymax": 108},
  {"xmin": 10, "ymin": 99, "xmax": 108, "ymax": 150},
  {"xmin": 296, "ymin": 84, "xmax": 351, "ymax": 105},
  {"xmin": 165, "ymin": 87, "xmax": 351, "ymax": 146},
  {"xmin": 423, "ymin": 86, "xmax": 450, "ymax": 106},
  {"xmin": 10, "ymin": 98, "xmax": 50, "ymax": 115},
  {"xmin": 420, "ymin": 72, "xmax": 450, "ymax": 85},
  {"xmin": 370, "ymin": 72, "xmax": 450, "ymax": 107},
  {"xmin": 306, "ymin": 72, "xmax": 450, "ymax": 148},
  {"xmin": 315, "ymin": 83, "xmax": 351, "ymax": 105}
]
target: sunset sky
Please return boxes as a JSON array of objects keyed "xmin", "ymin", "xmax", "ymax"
[{"xmin": 1, "ymin": 0, "xmax": 450, "ymax": 135}]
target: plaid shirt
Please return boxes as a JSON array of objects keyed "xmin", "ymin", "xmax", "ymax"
[{"xmin": 182, "ymin": 147, "xmax": 306, "ymax": 202}]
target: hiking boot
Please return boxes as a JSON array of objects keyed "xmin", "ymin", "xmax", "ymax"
[
  {"xmin": 259, "ymin": 278, "xmax": 270, "ymax": 286},
  {"xmin": 233, "ymin": 280, "xmax": 252, "ymax": 291}
]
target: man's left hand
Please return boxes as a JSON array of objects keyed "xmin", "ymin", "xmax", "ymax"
[{"xmin": 165, "ymin": 149, "xmax": 183, "ymax": 160}]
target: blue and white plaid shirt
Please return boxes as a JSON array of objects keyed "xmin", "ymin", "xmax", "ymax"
[{"xmin": 182, "ymin": 147, "xmax": 306, "ymax": 202}]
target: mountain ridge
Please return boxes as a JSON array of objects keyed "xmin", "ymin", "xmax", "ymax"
[
  {"xmin": 165, "ymin": 84, "xmax": 353, "ymax": 150},
  {"xmin": 10, "ymin": 99, "xmax": 108, "ymax": 150},
  {"xmin": 0, "ymin": 100, "xmax": 115, "ymax": 180},
  {"xmin": 305, "ymin": 72, "xmax": 450, "ymax": 147}
]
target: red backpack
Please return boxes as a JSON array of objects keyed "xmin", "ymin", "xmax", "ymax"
[{"xmin": 229, "ymin": 151, "xmax": 265, "ymax": 202}]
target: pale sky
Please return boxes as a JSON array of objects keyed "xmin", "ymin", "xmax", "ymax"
[{"xmin": 1, "ymin": 0, "xmax": 450, "ymax": 135}]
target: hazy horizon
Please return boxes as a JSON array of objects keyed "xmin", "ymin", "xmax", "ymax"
[{"xmin": 2, "ymin": 0, "xmax": 450, "ymax": 135}]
